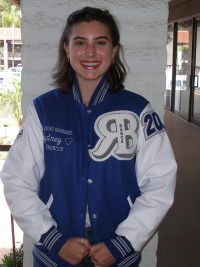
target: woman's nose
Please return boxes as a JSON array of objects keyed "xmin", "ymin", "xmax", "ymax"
[{"xmin": 86, "ymin": 44, "xmax": 95, "ymax": 57}]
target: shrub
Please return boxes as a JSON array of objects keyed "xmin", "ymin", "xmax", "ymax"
[{"xmin": 0, "ymin": 244, "xmax": 23, "ymax": 267}]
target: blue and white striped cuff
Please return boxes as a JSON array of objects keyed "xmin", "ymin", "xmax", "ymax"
[
  {"xmin": 39, "ymin": 226, "xmax": 68, "ymax": 255},
  {"xmin": 117, "ymin": 251, "xmax": 141, "ymax": 267},
  {"xmin": 104, "ymin": 235, "xmax": 135, "ymax": 261}
]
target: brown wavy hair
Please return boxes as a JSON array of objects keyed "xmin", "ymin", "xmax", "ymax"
[{"xmin": 52, "ymin": 6, "xmax": 127, "ymax": 93}]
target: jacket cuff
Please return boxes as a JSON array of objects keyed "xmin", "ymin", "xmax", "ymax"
[
  {"xmin": 104, "ymin": 235, "xmax": 135, "ymax": 261},
  {"xmin": 39, "ymin": 226, "xmax": 68, "ymax": 255}
]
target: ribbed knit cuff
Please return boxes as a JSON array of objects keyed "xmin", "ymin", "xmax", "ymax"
[
  {"xmin": 116, "ymin": 251, "xmax": 141, "ymax": 267},
  {"xmin": 104, "ymin": 235, "xmax": 135, "ymax": 261},
  {"xmin": 39, "ymin": 226, "xmax": 69, "ymax": 255}
]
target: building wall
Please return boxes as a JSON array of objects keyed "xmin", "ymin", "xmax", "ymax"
[
  {"xmin": 20, "ymin": 0, "xmax": 169, "ymax": 266},
  {"xmin": 0, "ymin": 28, "xmax": 22, "ymax": 69}
]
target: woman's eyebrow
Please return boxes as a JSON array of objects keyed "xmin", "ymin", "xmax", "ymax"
[
  {"xmin": 95, "ymin": 36, "xmax": 109, "ymax": 40},
  {"xmin": 73, "ymin": 36, "xmax": 86, "ymax": 40},
  {"xmin": 72, "ymin": 36, "xmax": 109, "ymax": 41}
]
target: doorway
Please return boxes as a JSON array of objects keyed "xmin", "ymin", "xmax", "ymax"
[
  {"xmin": 192, "ymin": 18, "xmax": 200, "ymax": 123},
  {"xmin": 165, "ymin": 17, "xmax": 200, "ymax": 127}
]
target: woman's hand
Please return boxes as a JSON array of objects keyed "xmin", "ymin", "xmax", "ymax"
[
  {"xmin": 58, "ymin": 237, "xmax": 91, "ymax": 265},
  {"xmin": 89, "ymin": 242, "xmax": 116, "ymax": 267}
]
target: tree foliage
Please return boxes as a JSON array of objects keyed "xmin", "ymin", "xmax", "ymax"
[
  {"xmin": 0, "ymin": 0, "xmax": 21, "ymax": 27},
  {"xmin": 0, "ymin": 0, "xmax": 11, "ymax": 12},
  {"xmin": 0, "ymin": 78, "xmax": 22, "ymax": 128}
]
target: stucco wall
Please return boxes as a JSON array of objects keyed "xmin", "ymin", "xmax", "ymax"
[{"xmin": 20, "ymin": 0, "xmax": 168, "ymax": 266}]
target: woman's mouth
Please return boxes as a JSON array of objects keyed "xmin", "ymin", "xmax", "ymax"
[{"xmin": 81, "ymin": 61, "xmax": 100, "ymax": 69}]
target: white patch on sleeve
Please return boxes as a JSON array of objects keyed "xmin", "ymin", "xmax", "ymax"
[
  {"xmin": 14, "ymin": 128, "xmax": 24, "ymax": 144},
  {"xmin": 127, "ymin": 196, "xmax": 133, "ymax": 208},
  {"xmin": 46, "ymin": 194, "xmax": 53, "ymax": 209}
]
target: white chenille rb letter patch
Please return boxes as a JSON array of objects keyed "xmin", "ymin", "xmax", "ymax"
[{"xmin": 89, "ymin": 111, "xmax": 139, "ymax": 161}]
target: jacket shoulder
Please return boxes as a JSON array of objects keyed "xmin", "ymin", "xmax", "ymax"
[
  {"xmin": 33, "ymin": 88, "xmax": 63, "ymax": 105},
  {"xmin": 113, "ymin": 89, "xmax": 149, "ymax": 115},
  {"xmin": 33, "ymin": 89, "xmax": 70, "ymax": 125},
  {"xmin": 119, "ymin": 89, "xmax": 148, "ymax": 103}
]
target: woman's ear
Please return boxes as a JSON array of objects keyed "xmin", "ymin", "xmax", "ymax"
[
  {"xmin": 112, "ymin": 45, "xmax": 119, "ymax": 59},
  {"xmin": 64, "ymin": 42, "xmax": 69, "ymax": 58}
]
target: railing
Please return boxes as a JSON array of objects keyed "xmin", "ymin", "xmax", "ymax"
[{"xmin": 0, "ymin": 144, "xmax": 17, "ymax": 267}]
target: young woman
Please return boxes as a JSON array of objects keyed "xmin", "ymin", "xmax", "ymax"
[{"xmin": 1, "ymin": 7, "xmax": 177, "ymax": 267}]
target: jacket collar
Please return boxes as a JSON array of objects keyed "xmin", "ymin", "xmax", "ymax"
[{"xmin": 72, "ymin": 73, "xmax": 110, "ymax": 106}]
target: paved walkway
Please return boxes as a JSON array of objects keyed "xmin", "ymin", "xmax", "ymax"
[{"xmin": 157, "ymin": 110, "xmax": 200, "ymax": 267}]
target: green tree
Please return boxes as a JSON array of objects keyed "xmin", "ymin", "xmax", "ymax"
[
  {"xmin": 0, "ymin": 0, "xmax": 21, "ymax": 27},
  {"xmin": 0, "ymin": 0, "xmax": 11, "ymax": 12},
  {"xmin": 0, "ymin": 78, "xmax": 22, "ymax": 128}
]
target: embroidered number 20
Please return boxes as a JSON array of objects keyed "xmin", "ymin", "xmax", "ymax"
[{"xmin": 142, "ymin": 111, "xmax": 165, "ymax": 140}]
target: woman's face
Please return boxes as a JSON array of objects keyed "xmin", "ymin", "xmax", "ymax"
[{"xmin": 64, "ymin": 20, "xmax": 118, "ymax": 87}]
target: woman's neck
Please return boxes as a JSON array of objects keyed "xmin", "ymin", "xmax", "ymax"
[{"xmin": 78, "ymin": 79, "xmax": 100, "ymax": 107}]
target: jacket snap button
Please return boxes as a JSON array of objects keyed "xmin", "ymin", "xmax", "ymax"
[
  {"xmin": 87, "ymin": 109, "xmax": 92, "ymax": 114},
  {"xmin": 92, "ymin": 214, "xmax": 97, "ymax": 219},
  {"xmin": 87, "ymin": 179, "xmax": 93, "ymax": 184}
]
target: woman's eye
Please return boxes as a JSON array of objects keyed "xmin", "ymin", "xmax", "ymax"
[
  {"xmin": 75, "ymin": 41, "xmax": 85, "ymax": 46},
  {"xmin": 97, "ymin": 41, "xmax": 106, "ymax": 46}
]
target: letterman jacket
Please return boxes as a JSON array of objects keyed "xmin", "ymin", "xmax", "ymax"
[{"xmin": 1, "ymin": 75, "xmax": 177, "ymax": 266}]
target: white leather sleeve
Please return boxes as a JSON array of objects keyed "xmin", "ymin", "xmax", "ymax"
[
  {"xmin": 0, "ymin": 102, "xmax": 56, "ymax": 244},
  {"xmin": 115, "ymin": 104, "xmax": 177, "ymax": 251}
]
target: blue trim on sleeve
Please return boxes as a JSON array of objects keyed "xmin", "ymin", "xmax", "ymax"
[
  {"xmin": 117, "ymin": 251, "xmax": 141, "ymax": 266},
  {"xmin": 104, "ymin": 235, "xmax": 134, "ymax": 261},
  {"xmin": 105, "ymin": 235, "xmax": 141, "ymax": 266},
  {"xmin": 39, "ymin": 226, "xmax": 68, "ymax": 255}
]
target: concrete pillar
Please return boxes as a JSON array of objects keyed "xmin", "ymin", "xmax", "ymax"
[{"xmin": 20, "ymin": 1, "xmax": 168, "ymax": 266}]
